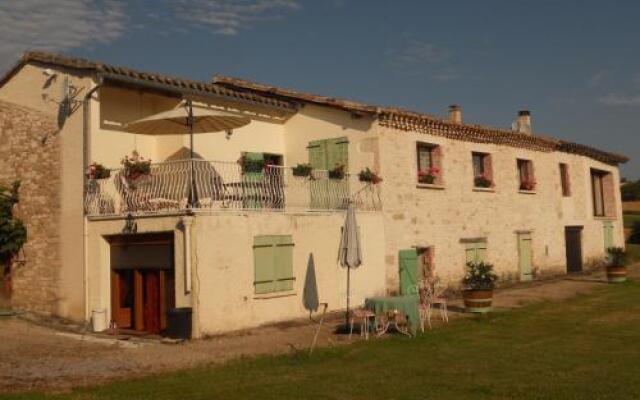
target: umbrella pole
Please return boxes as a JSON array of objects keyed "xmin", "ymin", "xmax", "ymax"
[
  {"xmin": 187, "ymin": 100, "xmax": 197, "ymax": 208},
  {"xmin": 345, "ymin": 266, "xmax": 350, "ymax": 327}
]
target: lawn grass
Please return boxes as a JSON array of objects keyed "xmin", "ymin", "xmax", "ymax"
[
  {"xmin": 627, "ymin": 244, "xmax": 640, "ymax": 262},
  {"xmin": 5, "ymin": 281, "xmax": 640, "ymax": 400},
  {"xmin": 624, "ymin": 212, "xmax": 640, "ymax": 228}
]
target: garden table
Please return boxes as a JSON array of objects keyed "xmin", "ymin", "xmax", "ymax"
[{"xmin": 364, "ymin": 295, "xmax": 419, "ymax": 337}]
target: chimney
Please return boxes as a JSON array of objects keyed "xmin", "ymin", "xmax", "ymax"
[
  {"xmin": 515, "ymin": 110, "xmax": 532, "ymax": 135},
  {"xmin": 448, "ymin": 104, "xmax": 462, "ymax": 124}
]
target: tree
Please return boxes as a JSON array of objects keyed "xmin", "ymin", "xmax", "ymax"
[
  {"xmin": 629, "ymin": 221, "xmax": 640, "ymax": 245},
  {"xmin": 621, "ymin": 180, "xmax": 640, "ymax": 202},
  {"xmin": 0, "ymin": 181, "xmax": 27, "ymax": 296}
]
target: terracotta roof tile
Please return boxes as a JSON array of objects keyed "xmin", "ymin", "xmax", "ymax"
[
  {"xmin": 213, "ymin": 75, "xmax": 628, "ymax": 165},
  {"xmin": 0, "ymin": 51, "xmax": 296, "ymax": 111}
]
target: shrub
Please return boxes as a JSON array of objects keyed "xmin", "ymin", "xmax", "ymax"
[
  {"xmin": 621, "ymin": 180, "xmax": 640, "ymax": 201},
  {"xmin": 0, "ymin": 181, "xmax": 27, "ymax": 295},
  {"xmin": 462, "ymin": 261, "xmax": 498, "ymax": 290},
  {"xmin": 606, "ymin": 247, "xmax": 627, "ymax": 267},
  {"xmin": 629, "ymin": 221, "xmax": 640, "ymax": 245}
]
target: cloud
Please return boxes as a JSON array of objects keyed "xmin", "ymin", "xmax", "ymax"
[
  {"xmin": 588, "ymin": 70, "xmax": 610, "ymax": 88},
  {"xmin": 169, "ymin": 0, "xmax": 300, "ymax": 35},
  {"xmin": 386, "ymin": 40, "xmax": 459, "ymax": 81},
  {"xmin": 393, "ymin": 41, "xmax": 451, "ymax": 65},
  {"xmin": 0, "ymin": 0, "xmax": 127, "ymax": 72},
  {"xmin": 597, "ymin": 94, "xmax": 640, "ymax": 107}
]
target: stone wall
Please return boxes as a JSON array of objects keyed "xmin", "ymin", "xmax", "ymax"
[
  {"xmin": 0, "ymin": 100, "xmax": 61, "ymax": 314},
  {"xmin": 377, "ymin": 125, "xmax": 624, "ymax": 291}
]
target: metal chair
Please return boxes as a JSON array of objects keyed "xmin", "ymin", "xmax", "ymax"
[
  {"xmin": 417, "ymin": 279, "xmax": 449, "ymax": 332},
  {"xmin": 349, "ymin": 308, "xmax": 376, "ymax": 340}
]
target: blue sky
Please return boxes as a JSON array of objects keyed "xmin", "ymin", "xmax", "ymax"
[{"xmin": 1, "ymin": 0, "xmax": 638, "ymax": 178}]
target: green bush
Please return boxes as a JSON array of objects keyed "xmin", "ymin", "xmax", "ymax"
[
  {"xmin": 463, "ymin": 261, "xmax": 498, "ymax": 290},
  {"xmin": 629, "ymin": 221, "xmax": 640, "ymax": 245},
  {"xmin": 622, "ymin": 180, "xmax": 640, "ymax": 201}
]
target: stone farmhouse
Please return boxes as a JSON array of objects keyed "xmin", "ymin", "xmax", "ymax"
[{"xmin": 0, "ymin": 52, "xmax": 627, "ymax": 337}]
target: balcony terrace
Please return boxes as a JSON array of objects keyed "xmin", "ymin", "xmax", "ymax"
[{"xmin": 84, "ymin": 159, "xmax": 382, "ymax": 217}]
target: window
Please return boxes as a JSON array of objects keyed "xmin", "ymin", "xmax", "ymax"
[
  {"xmin": 559, "ymin": 163, "xmax": 571, "ymax": 196},
  {"xmin": 592, "ymin": 171, "xmax": 605, "ymax": 216},
  {"xmin": 253, "ymin": 235, "xmax": 295, "ymax": 294},
  {"xmin": 416, "ymin": 143, "xmax": 442, "ymax": 185},
  {"xmin": 517, "ymin": 159, "xmax": 536, "ymax": 191},
  {"xmin": 590, "ymin": 169, "xmax": 615, "ymax": 218},
  {"xmin": 472, "ymin": 152, "xmax": 493, "ymax": 188},
  {"xmin": 464, "ymin": 240, "xmax": 487, "ymax": 264}
]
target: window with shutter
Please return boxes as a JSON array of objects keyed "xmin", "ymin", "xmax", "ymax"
[
  {"xmin": 472, "ymin": 152, "xmax": 493, "ymax": 188},
  {"xmin": 465, "ymin": 241, "xmax": 487, "ymax": 264},
  {"xmin": 307, "ymin": 137, "xmax": 349, "ymax": 209},
  {"xmin": 253, "ymin": 235, "xmax": 295, "ymax": 294},
  {"xmin": 416, "ymin": 142, "xmax": 443, "ymax": 184}
]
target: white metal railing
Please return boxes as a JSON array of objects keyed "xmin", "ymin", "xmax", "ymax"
[{"xmin": 84, "ymin": 159, "xmax": 381, "ymax": 216}]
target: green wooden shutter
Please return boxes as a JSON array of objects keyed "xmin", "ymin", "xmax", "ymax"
[
  {"xmin": 327, "ymin": 138, "xmax": 349, "ymax": 171},
  {"xmin": 308, "ymin": 141, "xmax": 327, "ymax": 170},
  {"xmin": 603, "ymin": 221, "xmax": 614, "ymax": 260},
  {"xmin": 399, "ymin": 249, "xmax": 418, "ymax": 295},
  {"xmin": 465, "ymin": 242, "xmax": 487, "ymax": 264},
  {"xmin": 518, "ymin": 234, "xmax": 532, "ymax": 281},
  {"xmin": 273, "ymin": 235, "xmax": 295, "ymax": 291},
  {"xmin": 254, "ymin": 236, "xmax": 275, "ymax": 294}
]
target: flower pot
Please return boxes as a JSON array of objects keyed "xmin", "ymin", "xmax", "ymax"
[
  {"xmin": 419, "ymin": 175, "xmax": 435, "ymax": 185},
  {"xmin": 463, "ymin": 289, "xmax": 493, "ymax": 313},
  {"xmin": 606, "ymin": 266, "xmax": 627, "ymax": 283}
]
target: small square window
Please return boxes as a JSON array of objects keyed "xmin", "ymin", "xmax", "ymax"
[{"xmin": 517, "ymin": 159, "xmax": 536, "ymax": 191}]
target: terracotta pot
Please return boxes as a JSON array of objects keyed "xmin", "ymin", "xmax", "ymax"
[
  {"xmin": 606, "ymin": 266, "xmax": 627, "ymax": 283},
  {"xmin": 463, "ymin": 289, "xmax": 493, "ymax": 313}
]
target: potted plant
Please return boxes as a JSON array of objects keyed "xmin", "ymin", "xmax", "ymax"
[
  {"xmin": 86, "ymin": 162, "xmax": 111, "ymax": 180},
  {"xmin": 358, "ymin": 168, "xmax": 382, "ymax": 184},
  {"xmin": 328, "ymin": 163, "xmax": 346, "ymax": 180},
  {"xmin": 474, "ymin": 173, "xmax": 492, "ymax": 188},
  {"xmin": 239, "ymin": 155, "xmax": 265, "ymax": 173},
  {"xmin": 121, "ymin": 151, "xmax": 152, "ymax": 182},
  {"xmin": 462, "ymin": 261, "xmax": 498, "ymax": 313},
  {"xmin": 606, "ymin": 247, "xmax": 628, "ymax": 283},
  {"xmin": 520, "ymin": 178, "xmax": 536, "ymax": 191},
  {"xmin": 417, "ymin": 167, "xmax": 439, "ymax": 184},
  {"xmin": 292, "ymin": 163, "xmax": 313, "ymax": 177}
]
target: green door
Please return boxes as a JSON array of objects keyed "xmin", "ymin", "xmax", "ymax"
[
  {"xmin": 308, "ymin": 137, "xmax": 349, "ymax": 209},
  {"xmin": 517, "ymin": 233, "xmax": 533, "ymax": 282},
  {"xmin": 399, "ymin": 249, "xmax": 418, "ymax": 296},
  {"xmin": 242, "ymin": 152, "xmax": 264, "ymax": 209},
  {"xmin": 603, "ymin": 221, "xmax": 614, "ymax": 260}
]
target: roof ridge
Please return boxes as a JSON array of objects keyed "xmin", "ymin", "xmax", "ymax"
[{"xmin": 1, "ymin": 51, "xmax": 296, "ymax": 110}]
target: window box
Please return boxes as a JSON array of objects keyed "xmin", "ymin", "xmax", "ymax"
[{"xmin": 416, "ymin": 183, "xmax": 445, "ymax": 190}]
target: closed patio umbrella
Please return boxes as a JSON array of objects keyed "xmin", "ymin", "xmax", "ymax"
[
  {"xmin": 124, "ymin": 100, "xmax": 251, "ymax": 206},
  {"xmin": 338, "ymin": 201, "xmax": 362, "ymax": 325}
]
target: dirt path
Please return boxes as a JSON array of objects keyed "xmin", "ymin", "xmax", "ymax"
[{"xmin": 1, "ymin": 266, "xmax": 637, "ymax": 394}]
